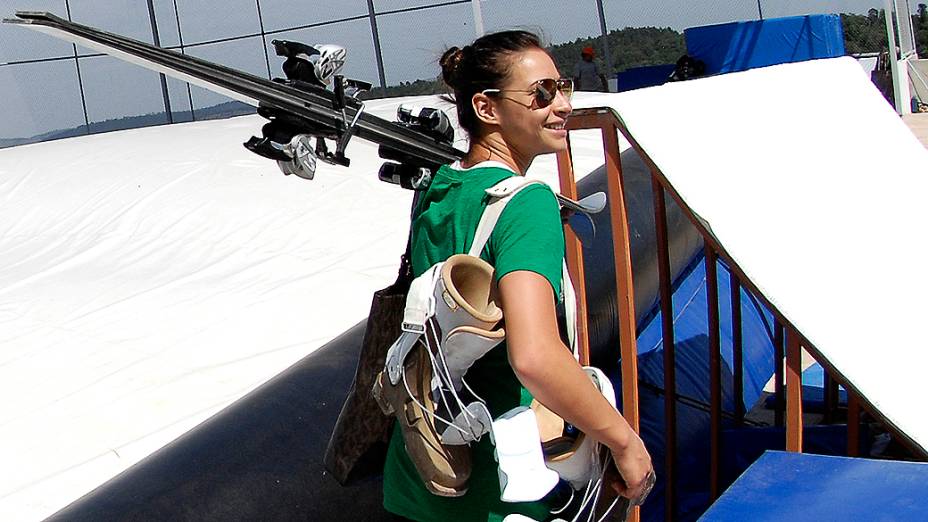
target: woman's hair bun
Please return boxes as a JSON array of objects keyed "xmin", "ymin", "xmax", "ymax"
[{"xmin": 440, "ymin": 46, "xmax": 466, "ymax": 89}]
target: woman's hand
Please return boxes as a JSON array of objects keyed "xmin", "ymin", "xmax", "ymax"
[{"xmin": 608, "ymin": 430, "xmax": 654, "ymax": 502}]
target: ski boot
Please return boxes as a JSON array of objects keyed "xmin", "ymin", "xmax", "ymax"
[{"xmin": 372, "ymin": 254, "xmax": 505, "ymax": 496}]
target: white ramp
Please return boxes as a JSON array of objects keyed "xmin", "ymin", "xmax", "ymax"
[
  {"xmin": 0, "ymin": 94, "xmax": 605, "ymax": 520},
  {"xmin": 599, "ymin": 57, "xmax": 928, "ymax": 452},
  {"xmin": 0, "ymin": 104, "xmax": 424, "ymax": 520}
]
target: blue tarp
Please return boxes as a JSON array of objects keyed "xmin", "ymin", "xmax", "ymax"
[
  {"xmin": 618, "ymin": 252, "xmax": 863, "ymax": 521},
  {"xmin": 684, "ymin": 14, "xmax": 846, "ymax": 75},
  {"xmin": 616, "ymin": 64, "xmax": 676, "ymax": 92},
  {"xmin": 610, "ymin": 254, "xmax": 777, "ymax": 520}
]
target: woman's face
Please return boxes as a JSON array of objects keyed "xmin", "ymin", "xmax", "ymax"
[{"xmin": 489, "ymin": 47, "xmax": 572, "ymax": 159}]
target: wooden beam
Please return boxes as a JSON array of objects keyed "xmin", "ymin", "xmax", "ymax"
[
  {"xmin": 785, "ymin": 329, "xmax": 803, "ymax": 452},
  {"xmin": 730, "ymin": 273, "xmax": 744, "ymax": 426},
  {"xmin": 595, "ymin": 120, "xmax": 640, "ymax": 433},
  {"xmin": 773, "ymin": 321, "xmax": 784, "ymax": 427},
  {"xmin": 564, "ymin": 110, "xmax": 642, "ymax": 521},
  {"xmin": 823, "ymin": 371, "xmax": 837, "ymax": 424},
  {"xmin": 555, "ymin": 136, "xmax": 591, "ymax": 366},
  {"xmin": 848, "ymin": 392, "xmax": 861, "ymax": 457},
  {"xmin": 652, "ymin": 178, "xmax": 676, "ymax": 520},
  {"xmin": 706, "ymin": 247, "xmax": 722, "ymax": 499}
]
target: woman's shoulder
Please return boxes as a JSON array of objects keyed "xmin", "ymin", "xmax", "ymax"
[{"xmin": 438, "ymin": 161, "xmax": 515, "ymax": 184}]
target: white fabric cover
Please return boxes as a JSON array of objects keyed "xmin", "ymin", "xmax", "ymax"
[
  {"xmin": 603, "ymin": 57, "xmax": 928, "ymax": 452},
  {"xmin": 0, "ymin": 95, "xmax": 595, "ymax": 520}
]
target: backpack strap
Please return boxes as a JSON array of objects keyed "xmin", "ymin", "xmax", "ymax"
[
  {"xmin": 468, "ymin": 177, "xmax": 540, "ymax": 257},
  {"xmin": 468, "ymin": 176, "xmax": 580, "ymax": 360}
]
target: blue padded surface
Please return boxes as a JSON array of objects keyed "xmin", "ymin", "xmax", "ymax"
[
  {"xmin": 685, "ymin": 14, "xmax": 846, "ymax": 75},
  {"xmin": 700, "ymin": 451, "xmax": 928, "ymax": 521}
]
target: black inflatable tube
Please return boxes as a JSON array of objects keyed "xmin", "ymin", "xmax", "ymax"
[{"xmin": 47, "ymin": 148, "xmax": 701, "ymax": 521}]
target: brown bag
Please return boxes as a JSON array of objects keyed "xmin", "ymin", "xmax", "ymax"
[{"xmin": 324, "ymin": 253, "xmax": 412, "ymax": 485}]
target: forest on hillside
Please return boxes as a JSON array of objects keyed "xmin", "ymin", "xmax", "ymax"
[{"xmin": 365, "ymin": 7, "xmax": 928, "ymax": 99}]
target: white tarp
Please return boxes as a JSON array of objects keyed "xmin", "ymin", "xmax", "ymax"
[
  {"xmin": 0, "ymin": 95, "xmax": 608, "ymax": 520},
  {"xmin": 606, "ymin": 56, "xmax": 928, "ymax": 451}
]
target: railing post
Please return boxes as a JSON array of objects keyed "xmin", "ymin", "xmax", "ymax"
[
  {"xmin": 652, "ymin": 178, "xmax": 676, "ymax": 520},
  {"xmin": 560, "ymin": 109, "xmax": 642, "ymax": 520},
  {"xmin": 730, "ymin": 273, "xmax": 744, "ymax": 426},
  {"xmin": 785, "ymin": 329, "xmax": 803, "ymax": 452},
  {"xmin": 823, "ymin": 371, "xmax": 837, "ymax": 424},
  {"xmin": 599, "ymin": 120, "xmax": 640, "ymax": 429},
  {"xmin": 773, "ymin": 320, "xmax": 784, "ymax": 427},
  {"xmin": 555, "ymin": 136, "xmax": 591, "ymax": 365},
  {"xmin": 705, "ymin": 247, "xmax": 722, "ymax": 499},
  {"xmin": 848, "ymin": 392, "xmax": 861, "ymax": 457}
]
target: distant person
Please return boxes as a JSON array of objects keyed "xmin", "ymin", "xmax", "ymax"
[
  {"xmin": 667, "ymin": 54, "xmax": 706, "ymax": 82},
  {"xmin": 573, "ymin": 46, "xmax": 608, "ymax": 92}
]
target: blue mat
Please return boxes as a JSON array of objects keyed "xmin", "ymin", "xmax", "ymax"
[{"xmin": 701, "ymin": 451, "xmax": 928, "ymax": 520}]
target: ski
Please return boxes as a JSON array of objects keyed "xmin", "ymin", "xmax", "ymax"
[
  {"xmin": 4, "ymin": 11, "xmax": 605, "ymax": 217},
  {"xmin": 3, "ymin": 11, "xmax": 464, "ymax": 181}
]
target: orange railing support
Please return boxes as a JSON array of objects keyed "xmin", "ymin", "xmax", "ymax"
[
  {"xmin": 652, "ymin": 178, "xmax": 677, "ymax": 519},
  {"xmin": 785, "ymin": 329, "xmax": 804, "ymax": 452},
  {"xmin": 848, "ymin": 392, "xmax": 861, "ymax": 457},
  {"xmin": 555, "ymin": 135, "xmax": 592, "ymax": 366},
  {"xmin": 705, "ymin": 247, "xmax": 722, "ymax": 499},
  {"xmin": 557, "ymin": 108, "xmax": 641, "ymax": 521}
]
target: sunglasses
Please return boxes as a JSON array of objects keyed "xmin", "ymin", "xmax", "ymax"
[{"xmin": 482, "ymin": 77, "xmax": 574, "ymax": 109}]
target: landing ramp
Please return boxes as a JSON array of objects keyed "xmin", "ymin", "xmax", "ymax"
[{"xmin": 602, "ymin": 56, "xmax": 928, "ymax": 452}]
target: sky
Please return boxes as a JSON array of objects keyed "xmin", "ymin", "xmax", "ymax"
[{"xmin": 0, "ymin": 0, "xmax": 903, "ymax": 141}]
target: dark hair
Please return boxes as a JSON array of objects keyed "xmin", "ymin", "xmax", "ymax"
[{"xmin": 439, "ymin": 30, "xmax": 544, "ymax": 137}]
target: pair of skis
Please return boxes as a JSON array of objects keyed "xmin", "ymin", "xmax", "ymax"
[
  {"xmin": 4, "ymin": 11, "xmax": 460, "ymax": 185},
  {"xmin": 4, "ymin": 11, "xmax": 605, "ymax": 221}
]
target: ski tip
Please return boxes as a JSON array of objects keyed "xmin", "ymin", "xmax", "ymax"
[
  {"xmin": 4, "ymin": 11, "xmax": 52, "ymax": 24},
  {"xmin": 14, "ymin": 11, "xmax": 51, "ymax": 18}
]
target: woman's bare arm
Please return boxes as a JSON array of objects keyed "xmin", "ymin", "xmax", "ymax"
[{"xmin": 499, "ymin": 270, "xmax": 653, "ymax": 499}]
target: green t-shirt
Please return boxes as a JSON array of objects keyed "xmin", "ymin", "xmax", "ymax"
[{"xmin": 382, "ymin": 162, "xmax": 566, "ymax": 521}]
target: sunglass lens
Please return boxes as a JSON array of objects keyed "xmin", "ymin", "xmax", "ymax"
[
  {"xmin": 534, "ymin": 79, "xmax": 557, "ymax": 108},
  {"xmin": 534, "ymin": 79, "xmax": 573, "ymax": 108},
  {"xmin": 558, "ymin": 78, "xmax": 574, "ymax": 99}
]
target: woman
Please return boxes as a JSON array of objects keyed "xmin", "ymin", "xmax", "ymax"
[{"xmin": 382, "ymin": 30, "xmax": 652, "ymax": 521}]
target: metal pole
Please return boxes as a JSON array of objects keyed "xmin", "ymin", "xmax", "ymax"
[
  {"xmin": 172, "ymin": 0, "xmax": 195, "ymax": 121},
  {"xmin": 884, "ymin": 0, "xmax": 912, "ymax": 114},
  {"xmin": 366, "ymin": 0, "xmax": 388, "ymax": 92},
  {"xmin": 255, "ymin": 0, "xmax": 273, "ymax": 80},
  {"xmin": 756, "ymin": 0, "xmax": 764, "ymax": 20},
  {"xmin": 147, "ymin": 0, "xmax": 173, "ymax": 124},
  {"xmin": 471, "ymin": 0, "xmax": 485, "ymax": 37},
  {"xmin": 64, "ymin": 0, "xmax": 90, "ymax": 134},
  {"xmin": 594, "ymin": 0, "xmax": 613, "ymax": 89}
]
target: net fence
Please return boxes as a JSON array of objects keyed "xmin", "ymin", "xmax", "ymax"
[{"xmin": 0, "ymin": 0, "xmax": 911, "ymax": 147}]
